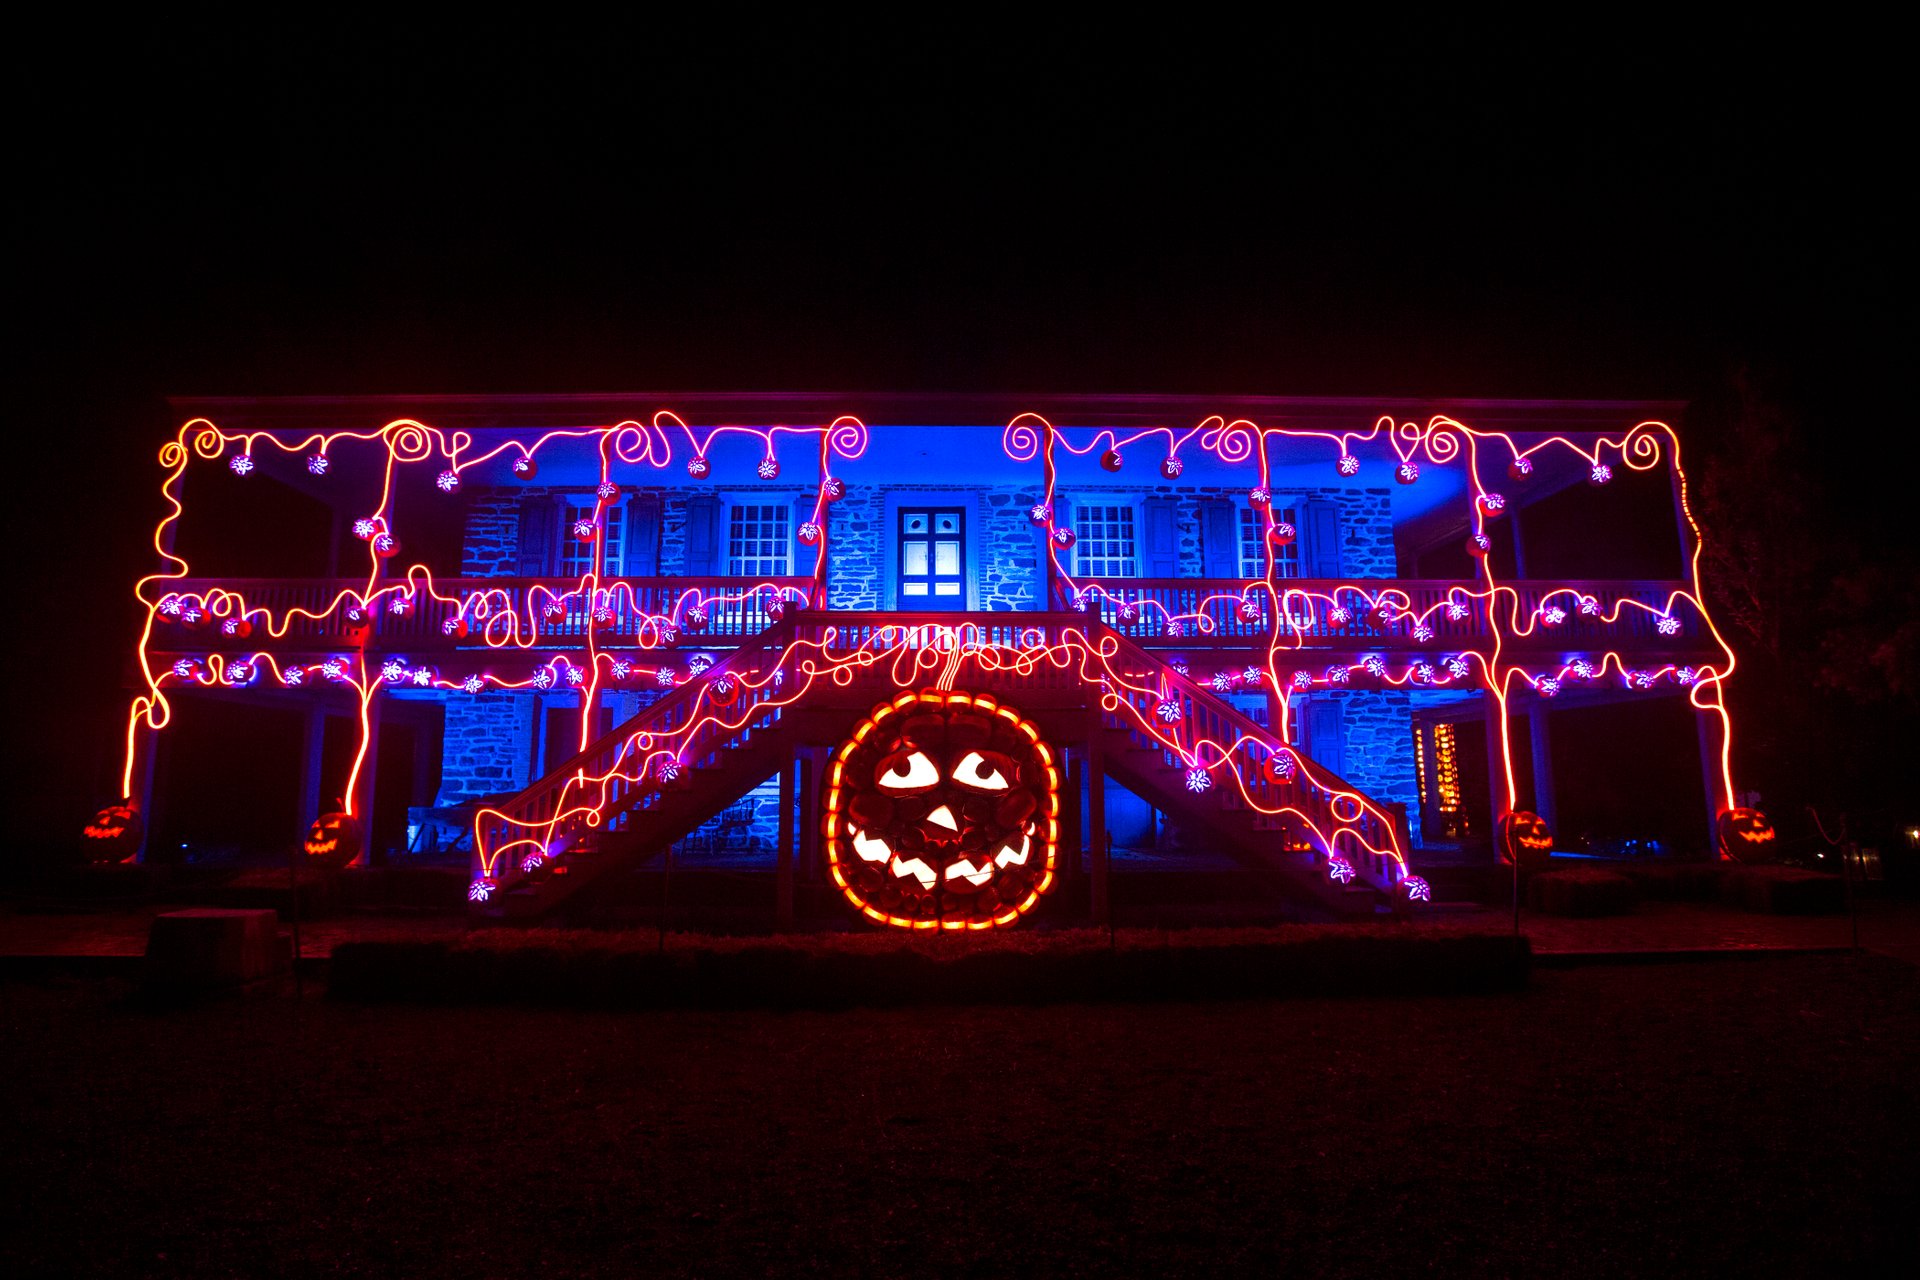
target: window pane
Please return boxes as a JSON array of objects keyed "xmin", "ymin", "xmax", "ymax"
[
  {"xmin": 728, "ymin": 504, "xmax": 790, "ymax": 576},
  {"xmin": 1073, "ymin": 503, "xmax": 1137, "ymax": 577},
  {"xmin": 905, "ymin": 514, "xmax": 927, "ymax": 533},
  {"xmin": 903, "ymin": 543, "xmax": 929, "ymax": 575},
  {"xmin": 934, "ymin": 541, "xmax": 959, "ymax": 574},
  {"xmin": 934, "ymin": 582, "xmax": 960, "ymax": 596},
  {"xmin": 935, "ymin": 514, "xmax": 958, "ymax": 533},
  {"xmin": 903, "ymin": 581, "xmax": 929, "ymax": 596}
]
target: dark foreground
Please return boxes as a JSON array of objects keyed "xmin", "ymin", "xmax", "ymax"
[{"xmin": 5, "ymin": 955, "xmax": 1916, "ymax": 1277}]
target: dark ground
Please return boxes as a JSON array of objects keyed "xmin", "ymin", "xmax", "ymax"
[{"xmin": 4, "ymin": 954, "xmax": 1915, "ymax": 1277}]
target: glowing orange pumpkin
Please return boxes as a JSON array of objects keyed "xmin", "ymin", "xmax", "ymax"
[
  {"xmin": 81, "ymin": 800, "xmax": 143, "ymax": 863},
  {"xmin": 303, "ymin": 810, "xmax": 363, "ymax": 868},
  {"xmin": 823, "ymin": 689, "xmax": 1059, "ymax": 930},
  {"xmin": 1499, "ymin": 809, "xmax": 1554, "ymax": 871},
  {"xmin": 1716, "ymin": 807, "xmax": 1776, "ymax": 861}
]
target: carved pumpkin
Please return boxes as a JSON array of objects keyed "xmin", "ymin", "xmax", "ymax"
[
  {"xmin": 1716, "ymin": 807, "xmax": 1777, "ymax": 861},
  {"xmin": 1498, "ymin": 809, "xmax": 1554, "ymax": 870},
  {"xmin": 687, "ymin": 454, "xmax": 711, "ymax": 479},
  {"xmin": 1099, "ymin": 448, "xmax": 1123, "ymax": 472},
  {"xmin": 81, "ymin": 800, "xmax": 143, "ymax": 862},
  {"xmin": 303, "ymin": 810, "xmax": 363, "ymax": 868},
  {"xmin": 512, "ymin": 454, "xmax": 538, "ymax": 480},
  {"xmin": 824, "ymin": 689, "xmax": 1059, "ymax": 930}
]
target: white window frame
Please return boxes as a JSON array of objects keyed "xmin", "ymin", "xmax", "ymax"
[
  {"xmin": 1072, "ymin": 501, "xmax": 1139, "ymax": 578},
  {"xmin": 726, "ymin": 501, "xmax": 792, "ymax": 577},
  {"xmin": 1239, "ymin": 501, "xmax": 1301, "ymax": 579},
  {"xmin": 558, "ymin": 495, "xmax": 626, "ymax": 577}
]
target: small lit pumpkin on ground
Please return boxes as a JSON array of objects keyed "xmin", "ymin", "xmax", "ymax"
[
  {"xmin": 303, "ymin": 808, "xmax": 363, "ymax": 868},
  {"xmin": 1716, "ymin": 807, "xmax": 1777, "ymax": 861},
  {"xmin": 81, "ymin": 800, "xmax": 143, "ymax": 863},
  {"xmin": 824, "ymin": 689, "xmax": 1059, "ymax": 930},
  {"xmin": 1498, "ymin": 809, "xmax": 1555, "ymax": 871}
]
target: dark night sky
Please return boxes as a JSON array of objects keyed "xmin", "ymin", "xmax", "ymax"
[{"xmin": 9, "ymin": 23, "xmax": 1910, "ymax": 839}]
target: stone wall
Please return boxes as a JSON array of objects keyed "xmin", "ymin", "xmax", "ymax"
[
  {"xmin": 461, "ymin": 495, "xmax": 522, "ymax": 576},
  {"xmin": 1317, "ymin": 689, "xmax": 1421, "ymax": 845},
  {"xmin": 435, "ymin": 693, "xmax": 536, "ymax": 804}
]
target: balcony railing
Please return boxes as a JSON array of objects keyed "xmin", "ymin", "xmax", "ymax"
[
  {"xmin": 1064, "ymin": 577, "xmax": 1707, "ymax": 649},
  {"xmin": 146, "ymin": 575, "xmax": 1710, "ymax": 654},
  {"xmin": 151, "ymin": 577, "xmax": 820, "ymax": 650}
]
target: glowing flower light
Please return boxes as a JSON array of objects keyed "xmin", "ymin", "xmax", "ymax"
[
  {"xmin": 171, "ymin": 658, "xmax": 197, "ymax": 679},
  {"xmin": 1211, "ymin": 670, "xmax": 1237, "ymax": 693},
  {"xmin": 1404, "ymin": 876, "xmax": 1432, "ymax": 903},
  {"xmin": 228, "ymin": 452, "xmax": 254, "ymax": 476},
  {"xmin": 352, "ymin": 517, "xmax": 378, "ymax": 540},
  {"xmin": 521, "ymin": 853, "xmax": 545, "ymax": 874},
  {"xmin": 1446, "ymin": 657, "xmax": 1471, "ymax": 679},
  {"xmin": 1363, "ymin": 655, "xmax": 1387, "ymax": 677},
  {"xmin": 822, "ymin": 476, "xmax": 846, "ymax": 501},
  {"xmin": 1249, "ymin": 486, "xmax": 1271, "ymax": 507},
  {"xmin": 461, "ymin": 675, "xmax": 485, "ymax": 694},
  {"xmin": 1396, "ymin": 461, "xmax": 1419, "ymax": 485},
  {"xmin": 572, "ymin": 519, "xmax": 596, "ymax": 542},
  {"xmin": 1542, "ymin": 606, "xmax": 1567, "ymax": 626},
  {"xmin": 1446, "ymin": 601, "xmax": 1469, "ymax": 621},
  {"xmin": 1326, "ymin": 665, "xmax": 1350, "ymax": 684},
  {"xmin": 1242, "ymin": 665, "xmax": 1264, "ymax": 684},
  {"xmin": 1466, "ymin": 533, "xmax": 1492, "ymax": 557},
  {"xmin": 411, "ymin": 668, "xmax": 434, "ymax": 687},
  {"xmin": 373, "ymin": 532, "xmax": 399, "ymax": 557},
  {"xmin": 609, "ymin": 659, "xmax": 632, "ymax": 681},
  {"xmin": 597, "ymin": 480, "xmax": 621, "ymax": 500},
  {"xmin": 1100, "ymin": 448, "xmax": 1123, "ymax": 471},
  {"xmin": 1413, "ymin": 623, "xmax": 1435, "ymax": 642},
  {"xmin": 1165, "ymin": 620, "xmax": 1185, "ymax": 638},
  {"xmin": 1657, "ymin": 616, "xmax": 1681, "ymax": 636},
  {"xmin": 1028, "ymin": 503, "xmax": 1051, "ymax": 525},
  {"xmin": 564, "ymin": 665, "xmax": 586, "ymax": 687},
  {"xmin": 1160, "ymin": 455, "xmax": 1184, "ymax": 479},
  {"xmin": 1538, "ymin": 677, "xmax": 1561, "ymax": 697},
  {"xmin": 1291, "ymin": 670, "xmax": 1313, "ymax": 690},
  {"xmin": 1269, "ymin": 521, "xmax": 1297, "ymax": 546},
  {"xmin": 1569, "ymin": 659, "xmax": 1596, "ymax": 679},
  {"xmin": 1413, "ymin": 662, "xmax": 1435, "ymax": 682},
  {"xmin": 1168, "ymin": 656, "xmax": 1190, "ymax": 677},
  {"xmin": 1155, "ymin": 699, "xmax": 1181, "ymax": 723},
  {"xmin": 306, "ymin": 453, "xmax": 330, "ymax": 476},
  {"xmin": 1328, "ymin": 605, "xmax": 1353, "ymax": 627},
  {"xmin": 1589, "ymin": 462, "xmax": 1613, "ymax": 485},
  {"xmin": 532, "ymin": 667, "xmax": 555, "ymax": 690},
  {"xmin": 227, "ymin": 662, "xmax": 254, "ymax": 685},
  {"xmin": 798, "ymin": 521, "xmax": 822, "ymax": 546},
  {"xmin": 1237, "ymin": 599, "xmax": 1262, "ymax": 623},
  {"xmin": 1328, "ymin": 856, "xmax": 1355, "ymax": 884},
  {"xmin": 282, "ymin": 667, "xmax": 306, "ymax": 688},
  {"xmin": 687, "ymin": 653, "xmax": 715, "ymax": 675},
  {"xmin": 467, "ymin": 877, "xmax": 496, "ymax": 903},
  {"xmin": 1579, "ymin": 597, "xmax": 1600, "ymax": 616},
  {"xmin": 1479, "ymin": 492, "xmax": 1506, "ymax": 514},
  {"xmin": 442, "ymin": 616, "xmax": 467, "ymax": 636},
  {"xmin": 1677, "ymin": 666, "xmax": 1698, "ymax": 685},
  {"xmin": 1118, "ymin": 602, "xmax": 1141, "ymax": 624},
  {"xmin": 436, "ymin": 469, "xmax": 460, "ymax": 493},
  {"xmin": 656, "ymin": 758, "xmax": 683, "ymax": 784},
  {"xmin": 1184, "ymin": 766, "xmax": 1212, "ymax": 793},
  {"xmin": 1051, "ymin": 526, "xmax": 1076, "ymax": 549},
  {"xmin": 381, "ymin": 658, "xmax": 408, "ymax": 683},
  {"xmin": 1337, "ymin": 454, "xmax": 1361, "ymax": 476},
  {"xmin": 1508, "ymin": 455, "xmax": 1534, "ymax": 480},
  {"xmin": 687, "ymin": 455, "xmax": 711, "ymax": 479},
  {"xmin": 757, "ymin": 457, "xmax": 780, "ymax": 480},
  {"xmin": 511, "ymin": 454, "xmax": 537, "ymax": 479},
  {"xmin": 656, "ymin": 667, "xmax": 677, "ymax": 687}
]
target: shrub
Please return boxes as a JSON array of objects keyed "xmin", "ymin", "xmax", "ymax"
[
  {"xmin": 1719, "ymin": 866, "xmax": 1845, "ymax": 915},
  {"xmin": 1527, "ymin": 869, "xmax": 1638, "ymax": 917}
]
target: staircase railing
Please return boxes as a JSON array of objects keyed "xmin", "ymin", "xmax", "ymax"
[
  {"xmin": 474, "ymin": 616, "xmax": 802, "ymax": 887},
  {"xmin": 1091, "ymin": 625, "xmax": 1408, "ymax": 894}
]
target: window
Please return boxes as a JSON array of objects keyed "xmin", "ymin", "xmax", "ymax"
[
  {"xmin": 728, "ymin": 503, "xmax": 790, "ymax": 576},
  {"xmin": 1073, "ymin": 504, "xmax": 1136, "ymax": 577},
  {"xmin": 559, "ymin": 498, "xmax": 625, "ymax": 576},
  {"xmin": 1239, "ymin": 503, "xmax": 1301, "ymax": 578}
]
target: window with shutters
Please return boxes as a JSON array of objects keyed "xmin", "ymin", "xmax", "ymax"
[
  {"xmin": 1073, "ymin": 504, "xmax": 1136, "ymax": 577},
  {"xmin": 558, "ymin": 498, "xmax": 625, "ymax": 577},
  {"xmin": 1239, "ymin": 504, "xmax": 1301, "ymax": 578},
  {"xmin": 727, "ymin": 504, "xmax": 790, "ymax": 576}
]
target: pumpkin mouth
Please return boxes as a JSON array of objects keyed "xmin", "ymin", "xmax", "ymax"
[{"xmin": 850, "ymin": 823, "xmax": 1035, "ymax": 894}]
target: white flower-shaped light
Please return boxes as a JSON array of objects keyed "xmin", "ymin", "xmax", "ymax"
[
  {"xmin": 352, "ymin": 517, "xmax": 379, "ymax": 540},
  {"xmin": 462, "ymin": 675, "xmax": 485, "ymax": 693},
  {"xmin": 1446, "ymin": 602, "xmax": 1469, "ymax": 621},
  {"xmin": 1404, "ymin": 875, "xmax": 1432, "ymax": 903},
  {"xmin": 1337, "ymin": 454, "xmax": 1361, "ymax": 476},
  {"xmin": 756, "ymin": 457, "xmax": 780, "ymax": 480},
  {"xmin": 1327, "ymin": 666, "xmax": 1350, "ymax": 684},
  {"xmin": 1291, "ymin": 670, "xmax": 1313, "ymax": 690},
  {"xmin": 467, "ymin": 877, "xmax": 495, "ymax": 903},
  {"xmin": 1538, "ymin": 677, "xmax": 1560, "ymax": 697},
  {"xmin": 1543, "ymin": 606, "xmax": 1567, "ymax": 626},
  {"xmin": 1328, "ymin": 856, "xmax": 1356, "ymax": 884},
  {"xmin": 1446, "ymin": 657, "xmax": 1471, "ymax": 679},
  {"xmin": 1657, "ymin": 616, "xmax": 1681, "ymax": 636},
  {"xmin": 436, "ymin": 470, "xmax": 460, "ymax": 493},
  {"xmin": 1184, "ymin": 767, "xmax": 1212, "ymax": 793},
  {"xmin": 381, "ymin": 658, "xmax": 408, "ymax": 683},
  {"xmin": 1211, "ymin": 670, "xmax": 1236, "ymax": 693},
  {"xmin": 1413, "ymin": 623, "xmax": 1435, "ymax": 641},
  {"xmin": 283, "ymin": 667, "xmax": 306, "ymax": 687},
  {"xmin": 1156, "ymin": 699, "xmax": 1181, "ymax": 723},
  {"xmin": 307, "ymin": 453, "xmax": 330, "ymax": 476},
  {"xmin": 228, "ymin": 453, "xmax": 254, "ymax": 476}
]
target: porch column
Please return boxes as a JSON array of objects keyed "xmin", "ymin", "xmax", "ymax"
[
  {"xmin": 1482, "ymin": 688, "xmax": 1509, "ymax": 845},
  {"xmin": 350, "ymin": 693, "xmax": 381, "ymax": 867},
  {"xmin": 297, "ymin": 708, "xmax": 326, "ymax": 841},
  {"xmin": 776, "ymin": 755, "xmax": 796, "ymax": 929},
  {"xmin": 1086, "ymin": 731, "xmax": 1109, "ymax": 925},
  {"xmin": 130, "ymin": 724, "xmax": 160, "ymax": 862},
  {"xmin": 1696, "ymin": 705, "xmax": 1728, "ymax": 855},
  {"xmin": 798, "ymin": 748, "xmax": 822, "ymax": 881},
  {"xmin": 1527, "ymin": 702, "xmax": 1556, "ymax": 833}
]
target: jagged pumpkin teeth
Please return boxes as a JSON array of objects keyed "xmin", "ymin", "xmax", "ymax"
[
  {"xmin": 851, "ymin": 829, "xmax": 892, "ymax": 863},
  {"xmin": 890, "ymin": 857, "xmax": 937, "ymax": 888}
]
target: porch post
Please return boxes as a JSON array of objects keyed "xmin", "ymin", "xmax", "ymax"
[
  {"xmin": 1527, "ymin": 702, "xmax": 1556, "ymax": 833},
  {"xmin": 1482, "ymin": 688, "xmax": 1508, "ymax": 845},
  {"xmin": 1086, "ymin": 730, "xmax": 1109, "ymax": 925},
  {"xmin": 351, "ymin": 693, "xmax": 381, "ymax": 867},
  {"xmin": 130, "ymin": 725, "xmax": 160, "ymax": 862},
  {"xmin": 798, "ymin": 748, "xmax": 822, "ymax": 881},
  {"xmin": 1695, "ymin": 705, "xmax": 1727, "ymax": 856},
  {"xmin": 776, "ymin": 756, "xmax": 796, "ymax": 929},
  {"xmin": 297, "ymin": 708, "xmax": 326, "ymax": 841}
]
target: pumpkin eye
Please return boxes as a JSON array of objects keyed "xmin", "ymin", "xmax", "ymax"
[
  {"xmin": 877, "ymin": 750, "xmax": 939, "ymax": 791},
  {"xmin": 952, "ymin": 751, "xmax": 1010, "ymax": 791}
]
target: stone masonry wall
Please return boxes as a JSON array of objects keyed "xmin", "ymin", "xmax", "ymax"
[
  {"xmin": 435, "ymin": 693, "xmax": 536, "ymax": 805},
  {"xmin": 1317, "ymin": 688, "xmax": 1421, "ymax": 845}
]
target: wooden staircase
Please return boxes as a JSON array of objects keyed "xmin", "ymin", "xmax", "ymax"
[{"xmin": 470, "ymin": 612, "xmax": 1414, "ymax": 921}]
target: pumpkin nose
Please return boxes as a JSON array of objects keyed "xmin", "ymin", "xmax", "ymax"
[{"xmin": 920, "ymin": 804, "xmax": 962, "ymax": 846}]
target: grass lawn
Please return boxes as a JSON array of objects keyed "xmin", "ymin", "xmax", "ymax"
[{"xmin": 4, "ymin": 954, "xmax": 1916, "ymax": 1276}]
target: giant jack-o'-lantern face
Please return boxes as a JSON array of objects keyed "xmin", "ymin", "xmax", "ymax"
[
  {"xmin": 1716, "ymin": 807, "xmax": 1776, "ymax": 861},
  {"xmin": 825, "ymin": 690, "xmax": 1059, "ymax": 930}
]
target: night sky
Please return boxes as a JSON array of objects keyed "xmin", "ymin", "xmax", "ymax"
[{"xmin": 10, "ymin": 24, "xmax": 1907, "ymax": 844}]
